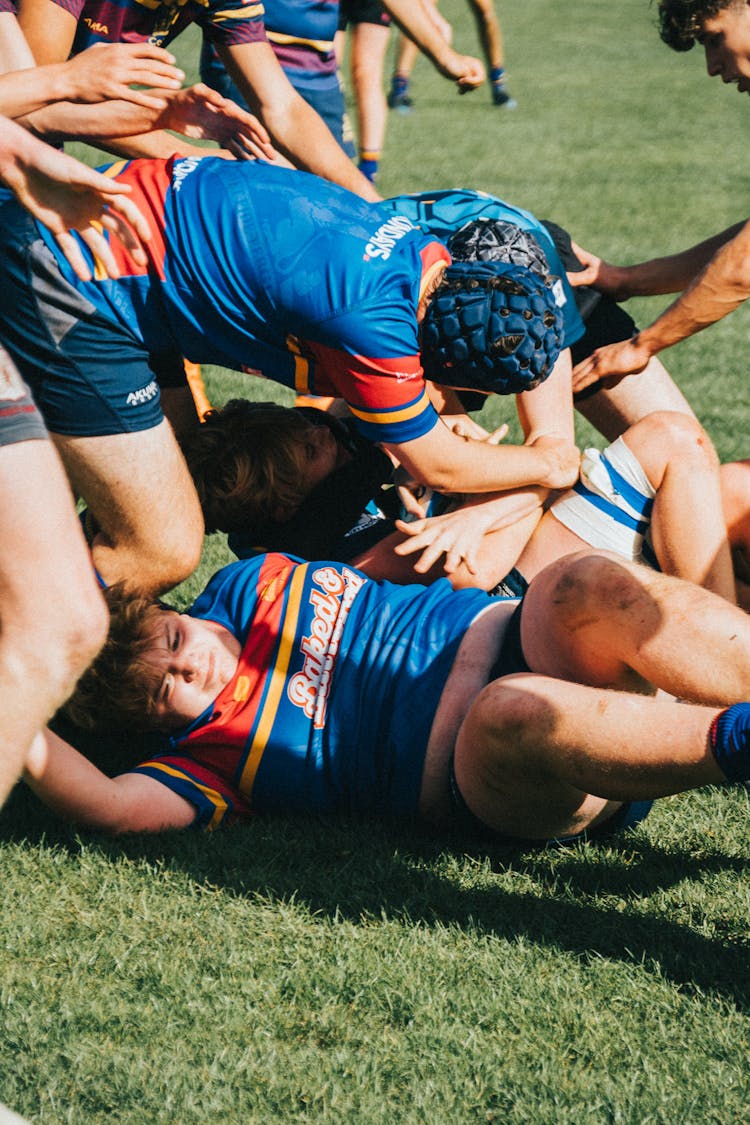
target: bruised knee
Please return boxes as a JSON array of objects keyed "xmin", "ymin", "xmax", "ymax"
[
  {"xmin": 457, "ymin": 674, "xmax": 560, "ymax": 776},
  {"xmin": 629, "ymin": 411, "xmax": 719, "ymax": 474},
  {"xmin": 531, "ymin": 549, "xmax": 657, "ymax": 627}
]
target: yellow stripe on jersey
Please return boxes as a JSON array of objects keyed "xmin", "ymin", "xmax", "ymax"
[
  {"xmin": 238, "ymin": 563, "xmax": 309, "ymax": 796},
  {"xmin": 267, "ymin": 30, "xmax": 334, "ymax": 52},
  {"xmin": 211, "ymin": 3, "xmax": 264, "ymax": 21},
  {"xmin": 287, "ymin": 334, "xmax": 311, "ymax": 395},
  {"xmin": 141, "ymin": 761, "xmax": 229, "ymax": 831},
  {"xmin": 347, "ymin": 387, "xmax": 430, "ymax": 426},
  {"xmin": 100, "ymin": 160, "xmax": 128, "ymax": 180}
]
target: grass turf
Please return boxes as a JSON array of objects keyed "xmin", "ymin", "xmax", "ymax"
[{"xmin": 3, "ymin": 1, "xmax": 750, "ymax": 1120}]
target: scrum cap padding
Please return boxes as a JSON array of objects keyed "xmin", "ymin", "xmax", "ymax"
[{"xmin": 420, "ymin": 259, "xmax": 564, "ymax": 395}]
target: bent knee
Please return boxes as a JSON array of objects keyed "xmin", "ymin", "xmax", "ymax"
[
  {"xmin": 628, "ymin": 411, "xmax": 719, "ymax": 471},
  {"xmin": 460, "ymin": 674, "xmax": 560, "ymax": 764},
  {"xmin": 530, "ymin": 549, "xmax": 652, "ymax": 622}
]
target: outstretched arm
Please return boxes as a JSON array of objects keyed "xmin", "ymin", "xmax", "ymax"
[
  {"xmin": 572, "ymin": 219, "xmax": 750, "ymax": 393},
  {"xmin": 382, "ymin": 0, "xmax": 485, "ymax": 91},
  {"xmin": 0, "ymin": 42, "xmax": 185, "ymax": 119},
  {"xmin": 219, "ymin": 39, "xmax": 380, "ymax": 200},
  {"xmin": 23, "ymin": 729, "xmax": 195, "ymax": 833},
  {"xmin": 25, "ymin": 84, "xmax": 276, "ymax": 163}
]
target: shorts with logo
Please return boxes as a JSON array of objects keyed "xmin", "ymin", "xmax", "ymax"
[
  {"xmin": 0, "ymin": 343, "xmax": 48, "ymax": 446},
  {"xmin": 0, "ymin": 199, "xmax": 183, "ymax": 437}
]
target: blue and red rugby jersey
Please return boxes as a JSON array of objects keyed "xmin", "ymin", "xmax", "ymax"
[
  {"xmin": 129, "ymin": 554, "xmax": 491, "ymax": 828},
  {"xmin": 46, "ymin": 0, "xmax": 266, "ymax": 54},
  {"xmin": 37, "ymin": 156, "xmax": 450, "ymax": 445}
]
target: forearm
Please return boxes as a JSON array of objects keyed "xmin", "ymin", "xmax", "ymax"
[
  {"xmin": 635, "ymin": 222, "xmax": 750, "ymax": 356},
  {"xmin": 389, "ymin": 425, "xmax": 576, "ymax": 495},
  {"xmin": 615, "ymin": 222, "xmax": 746, "ymax": 299},
  {"xmin": 382, "ymin": 0, "xmax": 454, "ymax": 72},
  {"xmin": 251, "ymin": 92, "xmax": 378, "ymax": 199},
  {"xmin": 23, "ymin": 729, "xmax": 131, "ymax": 831},
  {"xmin": 25, "ymin": 101, "xmax": 213, "ymax": 158}
]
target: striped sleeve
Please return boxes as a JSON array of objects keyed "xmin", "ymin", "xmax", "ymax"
[{"xmin": 130, "ymin": 755, "xmax": 253, "ymax": 830}]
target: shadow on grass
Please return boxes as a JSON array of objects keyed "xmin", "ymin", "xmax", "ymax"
[{"xmin": 3, "ymin": 778, "xmax": 749, "ymax": 1011}]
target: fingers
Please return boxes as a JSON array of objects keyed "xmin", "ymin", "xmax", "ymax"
[
  {"xmin": 100, "ymin": 190, "xmax": 151, "ymax": 245},
  {"xmin": 54, "ymin": 229, "xmax": 94, "ymax": 282},
  {"xmin": 571, "ymin": 355, "xmax": 601, "ymax": 393},
  {"xmin": 454, "ymin": 56, "xmax": 485, "ymax": 89},
  {"xmin": 78, "ymin": 226, "xmax": 121, "ymax": 279},
  {"xmin": 486, "ymin": 423, "xmax": 509, "ymax": 446},
  {"xmin": 396, "ymin": 484, "xmax": 427, "ymax": 519}
]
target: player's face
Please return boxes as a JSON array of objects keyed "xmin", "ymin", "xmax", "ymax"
[
  {"xmin": 699, "ymin": 2, "xmax": 750, "ymax": 92},
  {"xmin": 143, "ymin": 611, "xmax": 241, "ymax": 729},
  {"xmin": 302, "ymin": 423, "xmax": 346, "ymax": 491}
]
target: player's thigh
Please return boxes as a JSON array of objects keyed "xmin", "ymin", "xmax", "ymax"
[
  {"xmin": 53, "ymin": 419, "xmax": 203, "ymax": 565},
  {"xmin": 0, "ymin": 437, "xmax": 107, "ymax": 672}
]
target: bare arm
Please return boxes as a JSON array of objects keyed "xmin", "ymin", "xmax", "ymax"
[
  {"xmin": 26, "ymin": 84, "xmax": 275, "ymax": 162},
  {"xmin": 385, "ymin": 417, "xmax": 579, "ymax": 495},
  {"xmin": 0, "ymin": 42, "xmax": 185, "ymax": 119},
  {"xmin": 393, "ymin": 487, "xmax": 546, "ymax": 577},
  {"xmin": 219, "ymin": 40, "xmax": 380, "ymax": 200},
  {"xmin": 23, "ymin": 729, "xmax": 196, "ymax": 833},
  {"xmin": 382, "ymin": 0, "xmax": 485, "ymax": 90},
  {"xmin": 514, "ymin": 348, "xmax": 575, "ymax": 444},
  {"xmin": 572, "ymin": 219, "xmax": 750, "ymax": 393},
  {"xmin": 567, "ymin": 223, "xmax": 746, "ymax": 301}
]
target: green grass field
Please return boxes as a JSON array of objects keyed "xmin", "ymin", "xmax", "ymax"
[{"xmin": 3, "ymin": 1, "xmax": 750, "ymax": 1120}]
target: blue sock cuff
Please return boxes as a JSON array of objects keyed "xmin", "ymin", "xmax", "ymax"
[
  {"xmin": 358, "ymin": 157, "xmax": 378, "ymax": 182},
  {"xmin": 490, "ymin": 67, "xmax": 505, "ymax": 83},
  {"xmin": 391, "ymin": 74, "xmax": 409, "ymax": 96},
  {"xmin": 710, "ymin": 704, "xmax": 750, "ymax": 782}
]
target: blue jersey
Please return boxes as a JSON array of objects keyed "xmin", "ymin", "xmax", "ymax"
[
  {"xmin": 381, "ymin": 189, "xmax": 586, "ymax": 351},
  {"xmin": 36, "ymin": 157, "xmax": 449, "ymax": 446},
  {"xmin": 130, "ymin": 555, "xmax": 491, "ymax": 828}
]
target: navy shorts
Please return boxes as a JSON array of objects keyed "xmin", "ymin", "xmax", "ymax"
[
  {"xmin": 0, "ymin": 199, "xmax": 182, "ymax": 437},
  {"xmin": 338, "ymin": 0, "xmax": 391, "ymax": 29}
]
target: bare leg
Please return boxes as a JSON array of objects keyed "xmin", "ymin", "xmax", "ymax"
[
  {"xmin": 0, "ymin": 438, "xmax": 107, "ymax": 805},
  {"xmin": 720, "ymin": 460, "xmax": 750, "ymax": 609},
  {"xmin": 575, "ymin": 356, "xmax": 696, "ymax": 442},
  {"xmin": 626, "ymin": 412, "xmax": 735, "ymax": 600},
  {"xmin": 54, "ymin": 419, "xmax": 204, "ymax": 595},
  {"xmin": 349, "ymin": 21, "xmax": 391, "ymax": 179},
  {"xmin": 454, "ymin": 674, "xmax": 723, "ymax": 840},
  {"xmin": 521, "ymin": 550, "xmax": 750, "ymax": 705},
  {"xmin": 516, "ymin": 411, "xmax": 735, "ymax": 601},
  {"xmin": 466, "ymin": 0, "xmax": 504, "ymax": 69}
]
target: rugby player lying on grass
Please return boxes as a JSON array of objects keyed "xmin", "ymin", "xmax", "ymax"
[
  {"xmin": 182, "ymin": 399, "xmax": 738, "ymax": 604},
  {"xmin": 22, "ymin": 549, "xmax": 750, "ymax": 844}
]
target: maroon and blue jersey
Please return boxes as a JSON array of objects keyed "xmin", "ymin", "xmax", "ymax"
[
  {"xmin": 36, "ymin": 156, "xmax": 450, "ymax": 445},
  {"xmin": 129, "ymin": 554, "xmax": 491, "ymax": 828},
  {"xmin": 46, "ymin": 0, "xmax": 266, "ymax": 53}
]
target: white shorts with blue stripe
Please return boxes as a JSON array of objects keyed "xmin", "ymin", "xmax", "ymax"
[{"xmin": 549, "ymin": 436, "xmax": 656, "ymax": 563}]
